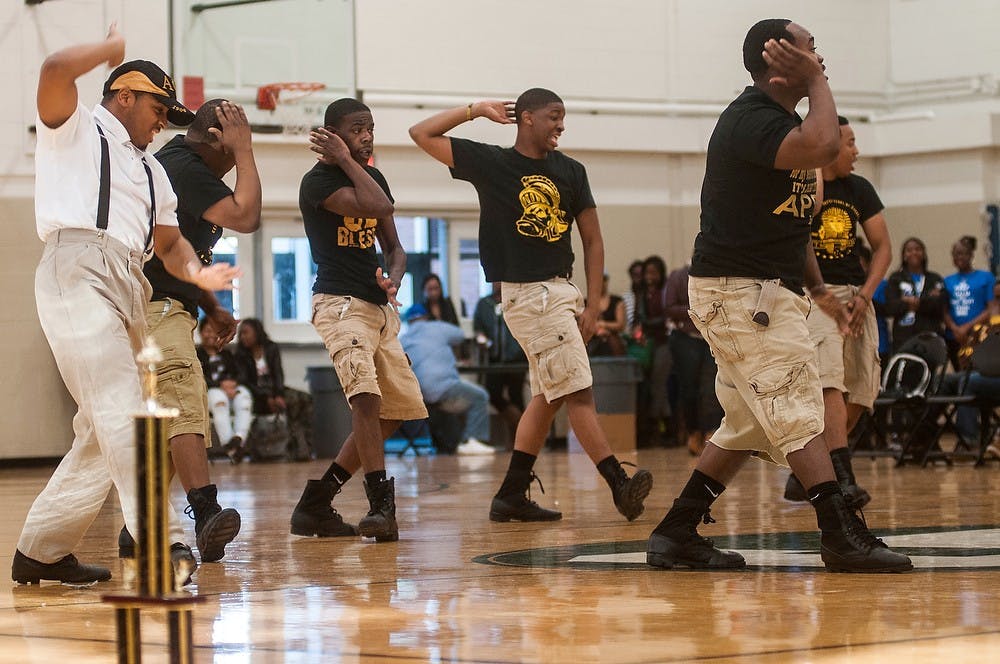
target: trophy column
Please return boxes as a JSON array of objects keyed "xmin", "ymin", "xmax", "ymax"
[{"xmin": 102, "ymin": 338, "xmax": 205, "ymax": 664}]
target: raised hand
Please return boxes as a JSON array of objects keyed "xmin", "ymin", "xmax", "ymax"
[
  {"xmin": 192, "ymin": 262, "xmax": 242, "ymax": 292},
  {"xmin": 309, "ymin": 127, "xmax": 352, "ymax": 165},
  {"xmin": 105, "ymin": 23, "xmax": 125, "ymax": 68},
  {"xmin": 375, "ymin": 267, "xmax": 400, "ymax": 308},
  {"xmin": 474, "ymin": 100, "xmax": 516, "ymax": 125},
  {"xmin": 762, "ymin": 38, "xmax": 824, "ymax": 89},
  {"xmin": 209, "ymin": 101, "xmax": 253, "ymax": 155}
]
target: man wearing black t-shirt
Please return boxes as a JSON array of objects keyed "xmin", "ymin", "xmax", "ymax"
[
  {"xmin": 130, "ymin": 100, "xmax": 260, "ymax": 567},
  {"xmin": 292, "ymin": 99, "xmax": 427, "ymax": 543},
  {"xmin": 410, "ymin": 88, "xmax": 653, "ymax": 524},
  {"xmin": 646, "ymin": 20, "xmax": 910, "ymax": 572},
  {"xmin": 784, "ymin": 117, "xmax": 892, "ymax": 509}
]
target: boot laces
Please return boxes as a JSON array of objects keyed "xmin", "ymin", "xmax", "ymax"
[
  {"xmin": 843, "ymin": 505, "xmax": 887, "ymax": 550},
  {"xmin": 524, "ymin": 472, "xmax": 546, "ymax": 505}
]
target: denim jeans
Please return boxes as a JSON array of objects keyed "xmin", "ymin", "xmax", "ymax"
[{"xmin": 437, "ymin": 380, "xmax": 491, "ymax": 442}]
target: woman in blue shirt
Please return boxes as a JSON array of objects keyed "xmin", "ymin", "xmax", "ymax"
[{"xmin": 943, "ymin": 235, "xmax": 996, "ymax": 369}]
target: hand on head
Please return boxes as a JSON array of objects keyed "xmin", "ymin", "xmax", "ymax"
[{"xmin": 209, "ymin": 101, "xmax": 252, "ymax": 154}]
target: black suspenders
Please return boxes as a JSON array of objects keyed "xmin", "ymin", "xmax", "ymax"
[{"xmin": 95, "ymin": 124, "xmax": 156, "ymax": 257}]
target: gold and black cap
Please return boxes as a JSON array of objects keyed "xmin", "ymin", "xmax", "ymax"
[{"xmin": 103, "ymin": 60, "xmax": 195, "ymax": 126}]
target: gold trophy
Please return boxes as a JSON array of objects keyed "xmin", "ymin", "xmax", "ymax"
[{"xmin": 102, "ymin": 337, "xmax": 203, "ymax": 664}]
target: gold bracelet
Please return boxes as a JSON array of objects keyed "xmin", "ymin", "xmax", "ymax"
[{"xmin": 466, "ymin": 103, "xmax": 473, "ymax": 122}]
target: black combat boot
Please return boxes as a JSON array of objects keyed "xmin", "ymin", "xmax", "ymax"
[
  {"xmin": 830, "ymin": 452, "xmax": 872, "ymax": 510},
  {"xmin": 647, "ymin": 498, "xmax": 746, "ymax": 569},
  {"xmin": 817, "ymin": 492, "xmax": 912, "ymax": 573},
  {"xmin": 290, "ymin": 480, "xmax": 358, "ymax": 537},
  {"xmin": 783, "ymin": 473, "xmax": 807, "ymax": 502},
  {"xmin": 489, "ymin": 469, "xmax": 562, "ymax": 522},
  {"xmin": 185, "ymin": 484, "xmax": 241, "ymax": 563},
  {"xmin": 358, "ymin": 477, "xmax": 398, "ymax": 542},
  {"xmin": 606, "ymin": 462, "xmax": 654, "ymax": 521}
]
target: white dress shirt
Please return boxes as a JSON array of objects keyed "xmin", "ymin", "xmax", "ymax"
[{"xmin": 34, "ymin": 102, "xmax": 178, "ymax": 254}]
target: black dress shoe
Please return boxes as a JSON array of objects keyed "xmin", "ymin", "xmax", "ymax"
[{"xmin": 11, "ymin": 550, "xmax": 111, "ymax": 585}]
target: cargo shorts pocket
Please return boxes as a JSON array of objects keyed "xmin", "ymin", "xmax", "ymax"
[
  {"xmin": 688, "ymin": 300, "xmax": 743, "ymax": 362},
  {"xmin": 327, "ymin": 335, "xmax": 372, "ymax": 393},
  {"xmin": 748, "ymin": 362, "xmax": 814, "ymax": 440},
  {"xmin": 527, "ymin": 328, "xmax": 578, "ymax": 392},
  {"xmin": 156, "ymin": 354, "xmax": 195, "ymax": 412}
]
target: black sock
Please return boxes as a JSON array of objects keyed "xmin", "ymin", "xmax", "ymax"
[
  {"xmin": 364, "ymin": 470, "xmax": 387, "ymax": 487},
  {"xmin": 806, "ymin": 480, "xmax": 843, "ymax": 531},
  {"xmin": 652, "ymin": 470, "xmax": 724, "ymax": 535},
  {"xmin": 496, "ymin": 451, "xmax": 537, "ymax": 498},
  {"xmin": 830, "ymin": 448, "xmax": 855, "ymax": 484},
  {"xmin": 321, "ymin": 462, "xmax": 353, "ymax": 485},
  {"xmin": 596, "ymin": 455, "xmax": 622, "ymax": 489},
  {"xmin": 679, "ymin": 469, "xmax": 726, "ymax": 503}
]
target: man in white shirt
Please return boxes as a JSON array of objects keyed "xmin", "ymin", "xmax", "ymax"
[{"xmin": 12, "ymin": 26, "xmax": 239, "ymax": 586}]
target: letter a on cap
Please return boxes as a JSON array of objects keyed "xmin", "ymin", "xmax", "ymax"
[{"xmin": 162, "ymin": 76, "xmax": 174, "ymax": 92}]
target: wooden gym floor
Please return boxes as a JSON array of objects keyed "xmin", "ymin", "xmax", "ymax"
[{"xmin": 1, "ymin": 446, "xmax": 998, "ymax": 662}]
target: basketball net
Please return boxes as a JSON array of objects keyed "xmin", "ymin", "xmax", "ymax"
[{"xmin": 256, "ymin": 82, "xmax": 326, "ymax": 136}]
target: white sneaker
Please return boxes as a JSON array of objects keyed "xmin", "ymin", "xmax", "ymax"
[{"xmin": 457, "ymin": 438, "xmax": 496, "ymax": 455}]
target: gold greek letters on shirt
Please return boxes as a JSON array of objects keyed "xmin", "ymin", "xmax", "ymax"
[
  {"xmin": 338, "ymin": 216, "xmax": 378, "ymax": 248},
  {"xmin": 772, "ymin": 169, "xmax": 818, "ymax": 219}
]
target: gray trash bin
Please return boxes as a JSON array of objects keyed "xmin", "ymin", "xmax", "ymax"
[
  {"xmin": 568, "ymin": 356, "xmax": 641, "ymax": 454},
  {"xmin": 306, "ymin": 366, "xmax": 352, "ymax": 458}
]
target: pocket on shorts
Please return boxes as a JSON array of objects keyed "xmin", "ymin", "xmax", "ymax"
[
  {"xmin": 157, "ymin": 355, "xmax": 195, "ymax": 412},
  {"xmin": 748, "ymin": 362, "xmax": 813, "ymax": 440},
  {"xmin": 688, "ymin": 300, "xmax": 743, "ymax": 362},
  {"xmin": 526, "ymin": 328, "xmax": 577, "ymax": 391},
  {"xmin": 327, "ymin": 335, "xmax": 372, "ymax": 393}
]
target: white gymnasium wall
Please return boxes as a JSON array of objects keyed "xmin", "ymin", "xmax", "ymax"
[{"xmin": 2, "ymin": 0, "xmax": 999, "ymax": 457}]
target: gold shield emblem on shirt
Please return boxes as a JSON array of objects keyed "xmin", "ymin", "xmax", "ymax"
[{"xmin": 516, "ymin": 175, "xmax": 569, "ymax": 242}]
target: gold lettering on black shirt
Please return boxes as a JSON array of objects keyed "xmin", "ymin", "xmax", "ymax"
[
  {"xmin": 773, "ymin": 169, "xmax": 818, "ymax": 219},
  {"xmin": 516, "ymin": 175, "xmax": 569, "ymax": 242},
  {"xmin": 338, "ymin": 216, "xmax": 378, "ymax": 249}
]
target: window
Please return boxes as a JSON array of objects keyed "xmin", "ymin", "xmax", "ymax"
[
  {"xmin": 271, "ymin": 237, "xmax": 317, "ymax": 322},
  {"xmin": 212, "ymin": 235, "xmax": 241, "ymax": 319}
]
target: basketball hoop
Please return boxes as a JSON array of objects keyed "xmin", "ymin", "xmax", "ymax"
[{"xmin": 255, "ymin": 82, "xmax": 326, "ymax": 136}]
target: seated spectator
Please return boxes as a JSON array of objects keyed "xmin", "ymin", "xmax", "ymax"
[
  {"xmin": 886, "ymin": 237, "xmax": 946, "ymax": 355},
  {"xmin": 234, "ymin": 318, "xmax": 313, "ymax": 462},
  {"xmin": 197, "ymin": 317, "xmax": 253, "ymax": 462},
  {"xmin": 401, "ymin": 304, "xmax": 495, "ymax": 455},
  {"xmin": 943, "ymin": 235, "xmax": 995, "ymax": 369},
  {"xmin": 621, "ymin": 260, "xmax": 644, "ymax": 336},
  {"xmin": 421, "ymin": 273, "xmax": 462, "ymax": 324},
  {"xmin": 473, "ymin": 282, "xmax": 527, "ymax": 445},
  {"xmin": 588, "ymin": 274, "xmax": 627, "ymax": 357}
]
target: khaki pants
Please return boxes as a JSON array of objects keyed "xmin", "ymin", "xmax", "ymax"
[{"xmin": 19, "ymin": 229, "xmax": 183, "ymax": 563}]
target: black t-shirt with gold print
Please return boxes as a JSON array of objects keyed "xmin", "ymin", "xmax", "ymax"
[
  {"xmin": 811, "ymin": 174, "xmax": 884, "ymax": 286},
  {"xmin": 449, "ymin": 137, "xmax": 596, "ymax": 283},
  {"xmin": 690, "ymin": 86, "xmax": 819, "ymax": 293},
  {"xmin": 299, "ymin": 162, "xmax": 393, "ymax": 304}
]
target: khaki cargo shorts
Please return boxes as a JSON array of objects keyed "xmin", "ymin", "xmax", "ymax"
[
  {"xmin": 687, "ymin": 276, "xmax": 824, "ymax": 466},
  {"xmin": 807, "ymin": 284, "xmax": 881, "ymax": 409},
  {"xmin": 312, "ymin": 294, "xmax": 427, "ymax": 422},
  {"xmin": 501, "ymin": 278, "xmax": 592, "ymax": 403},
  {"xmin": 145, "ymin": 298, "xmax": 211, "ymax": 442}
]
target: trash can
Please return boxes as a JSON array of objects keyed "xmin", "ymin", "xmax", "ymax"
[
  {"xmin": 568, "ymin": 356, "xmax": 642, "ymax": 454},
  {"xmin": 306, "ymin": 366, "xmax": 353, "ymax": 458}
]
